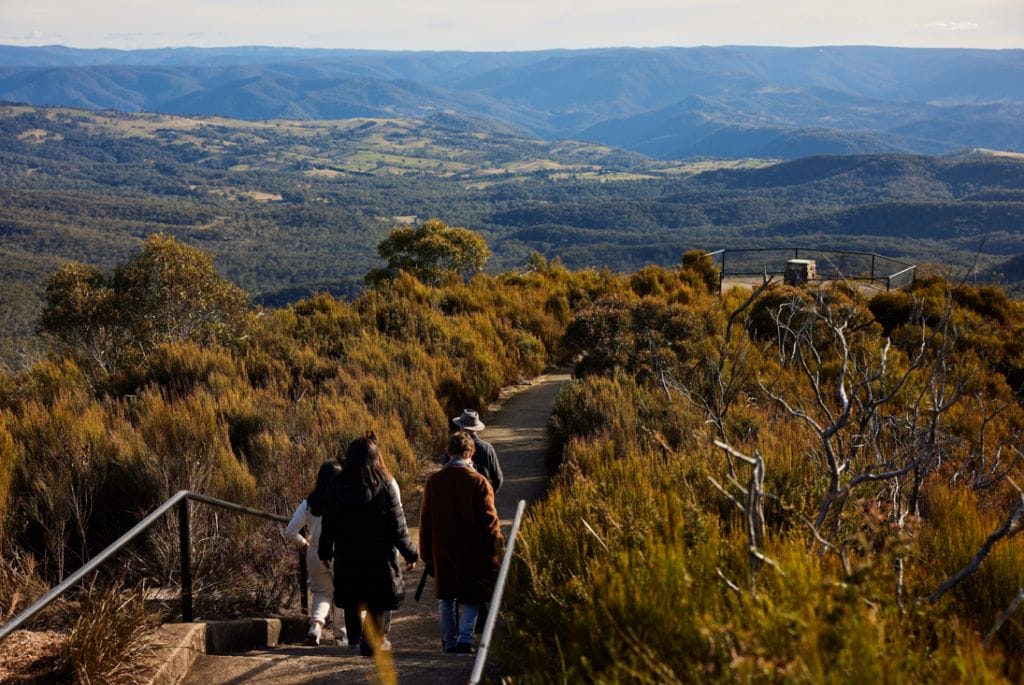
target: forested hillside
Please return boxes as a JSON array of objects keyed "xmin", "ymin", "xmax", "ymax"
[
  {"xmin": 2, "ymin": 44, "xmax": 1023, "ymax": 158},
  {"xmin": 3, "ymin": 105, "xmax": 1024, "ymax": 365}
]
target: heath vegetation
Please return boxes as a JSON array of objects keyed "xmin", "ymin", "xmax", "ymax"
[
  {"xmin": 506, "ymin": 252, "xmax": 1024, "ymax": 682},
  {"xmin": 2, "ymin": 232, "xmax": 1023, "ymax": 682}
]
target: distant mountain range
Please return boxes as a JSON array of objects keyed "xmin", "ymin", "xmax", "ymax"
[{"xmin": 1, "ymin": 44, "xmax": 1023, "ymax": 159}]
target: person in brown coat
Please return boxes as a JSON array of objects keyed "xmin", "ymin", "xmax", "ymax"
[{"xmin": 419, "ymin": 430, "xmax": 503, "ymax": 654}]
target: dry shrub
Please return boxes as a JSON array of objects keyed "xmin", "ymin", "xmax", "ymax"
[
  {"xmin": 189, "ymin": 520, "xmax": 299, "ymax": 618},
  {"xmin": 0, "ymin": 548, "xmax": 49, "ymax": 624},
  {"xmin": 919, "ymin": 484, "xmax": 1024, "ymax": 657},
  {"xmin": 145, "ymin": 341, "xmax": 240, "ymax": 396},
  {"xmin": 63, "ymin": 580, "xmax": 158, "ymax": 685}
]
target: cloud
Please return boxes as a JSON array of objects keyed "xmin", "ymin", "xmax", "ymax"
[{"xmin": 915, "ymin": 21, "xmax": 981, "ymax": 32}]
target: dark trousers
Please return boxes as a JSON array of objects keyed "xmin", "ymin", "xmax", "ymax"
[{"xmin": 343, "ymin": 604, "xmax": 362, "ymax": 646}]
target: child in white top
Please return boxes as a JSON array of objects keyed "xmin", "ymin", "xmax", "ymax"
[{"xmin": 285, "ymin": 461, "xmax": 343, "ymax": 645}]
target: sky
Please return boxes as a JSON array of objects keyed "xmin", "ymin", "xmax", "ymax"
[{"xmin": 0, "ymin": 0, "xmax": 1021, "ymax": 51}]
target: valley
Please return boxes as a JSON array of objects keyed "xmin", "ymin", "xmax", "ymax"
[{"xmin": 1, "ymin": 103, "xmax": 1023, "ymax": 364}]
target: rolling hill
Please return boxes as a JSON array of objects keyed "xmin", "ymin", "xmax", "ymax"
[{"xmin": 1, "ymin": 45, "xmax": 1023, "ymax": 159}]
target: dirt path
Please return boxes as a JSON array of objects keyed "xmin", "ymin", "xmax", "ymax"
[{"xmin": 183, "ymin": 371, "xmax": 570, "ymax": 685}]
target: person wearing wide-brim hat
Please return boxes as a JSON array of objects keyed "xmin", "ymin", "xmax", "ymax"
[{"xmin": 451, "ymin": 409, "xmax": 503, "ymax": 493}]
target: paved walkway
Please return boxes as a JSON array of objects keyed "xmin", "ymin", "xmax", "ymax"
[{"xmin": 182, "ymin": 371, "xmax": 570, "ymax": 685}]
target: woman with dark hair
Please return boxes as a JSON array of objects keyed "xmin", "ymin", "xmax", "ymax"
[
  {"xmin": 286, "ymin": 460, "xmax": 343, "ymax": 645},
  {"xmin": 318, "ymin": 433, "xmax": 418, "ymax": 657}
]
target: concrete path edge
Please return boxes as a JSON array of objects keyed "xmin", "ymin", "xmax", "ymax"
[{"xmin": 140, "ymin": 617, "xmax": 307, "ymax": 685}]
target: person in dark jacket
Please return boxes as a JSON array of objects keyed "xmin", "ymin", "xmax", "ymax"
[
  {"xmin": 420, "ymin": 430, "xmax": 503, "ymax": 654},
  {"xmin": 319, "ymin": 432, "xmax": 418, "ymax": 657},
  {"xmin": 451, "ymin": 409, "xmax": 503, "ymax": 492}
]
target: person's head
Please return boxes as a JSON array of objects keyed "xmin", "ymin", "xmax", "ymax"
[
  {"xmin": 307, "ymin": 460, "xmax": 342, "ymax": 516},
  {"xmin": 452, "ymin": 409, "xmax": 485, "ymax": 432},
  {"xmin": 447, "ymin": 430, "xmax": 476, "ymax": 460},
  {"xmin": 341, "ymin": 431, "xmax": 390, "ymax": 490}
]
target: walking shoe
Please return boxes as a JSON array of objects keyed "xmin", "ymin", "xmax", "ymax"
[
  {"xmin": 306, "ymin": 621, "xmax": 323, "ymax": 646},
  {"xmin": 358, "ymin": 638, "xmax": 392, "ymax": 657},
  {"xmin": 445, "ymin": 642, "xmax": 475, "ymax": 655}
]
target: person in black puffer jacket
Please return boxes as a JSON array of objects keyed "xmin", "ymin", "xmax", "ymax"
[{"xmin": 318, "ymin": 432, "xmax": 418, "ymax": 656}]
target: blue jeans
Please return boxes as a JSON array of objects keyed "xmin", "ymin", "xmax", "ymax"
[{"xmin": 439, "ymin": 599, "xmax": 478, "ymax": 649}]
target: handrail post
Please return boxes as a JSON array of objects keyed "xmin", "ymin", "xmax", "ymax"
[
  {"xmin": 720, "ymin": 251, "xmax": 726, "ymax": 294},
  {"xmin": 470, "ymin": 500, "xmax": 527, "ymax": 685},
  {"xmin": 298, "ymin": 553, "xmax": 309, "ymax": 615},
  {"xmin": 178, "ymin": 498, "xmax": 193, "ymax": 622},
  {"xmin": 0, "ymin": 490, "xmax": 293, "ymax": 643},
  {"xmin": 871, "ymin": 254, "xmax": 876, "ymax": 281}
]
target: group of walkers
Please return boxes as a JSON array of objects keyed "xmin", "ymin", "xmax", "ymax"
[{"xmin": 285, "ymin": 409, "xmax": 504, "ymax": 658}]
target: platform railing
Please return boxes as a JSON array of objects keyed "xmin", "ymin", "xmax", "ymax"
[
  {"xmin": 0, "ymin": 490, "xmax": 305, "ymax": 642},
  {"xmin": 705, "ymin": 247, "xmax": 916, "ymax": 293},
  {"xmin": 470, "ymin": 498, "xmax": 527, "ymax": 685}
]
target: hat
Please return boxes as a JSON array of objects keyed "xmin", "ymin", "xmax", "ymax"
[{"xmin": 452, "ymin": 409, "xmax": 485, "ymax": 431}]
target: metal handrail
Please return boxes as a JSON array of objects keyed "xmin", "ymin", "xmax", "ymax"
[
  {"xmin": 704, "ymin": 247, "xmax": 915, "ymax": 268},
  {"xmin": 0, "ymin": 490, "xmax": 305, "ymax": 642},
  {"xmin": 888, "ymin": 265, "xmax": 917, "ymax": 279},
  {"xmin": 470, "ymin": 498, "xmax": 527, "ymax": 685}
]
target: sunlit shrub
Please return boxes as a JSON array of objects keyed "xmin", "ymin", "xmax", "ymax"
[
  {"xmin": 629, "ymin": 265, "xmax": 676, "ymax": 298},
  {"xmin": 680, "ymin": 248, "xmax": 720, "ymax": 295},
  {"xmin": 146, "ymin": 341, "xmax": 240, "ymax": 396},
  {"xmin": 953, "ymin": 284, "xmax": 1022, "ymax": 326},
  {"xmin": 133, "ymin": 388, "xmax": 257, "ymax": 505}
]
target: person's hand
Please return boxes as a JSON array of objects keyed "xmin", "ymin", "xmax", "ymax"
[
  {"xmin": 322, "ymin": 559, "xmax": 331, "ymax": 571},
  {"xmin": 300, "ymin": 541, "xmax": 309, "ymax": 554},
  {"xmin": 404, "ymin": 560, "xmax": 416, "ymax": 573}
]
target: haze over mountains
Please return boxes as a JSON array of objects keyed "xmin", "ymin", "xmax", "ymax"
[{"xmin": 2, "ymin": 44, "xmax": 1023, "ymax": 159}]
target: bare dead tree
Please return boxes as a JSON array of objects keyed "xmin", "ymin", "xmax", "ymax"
[
  {"xmin": 757, "ymin": 285, "xmax": 960, "ymax": 546},
  {"xmin": 709, "ymin": 439, "xmax": 778, "ymax": 589}
]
